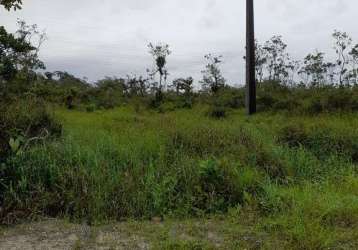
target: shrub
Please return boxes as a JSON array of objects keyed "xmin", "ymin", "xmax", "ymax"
[
  {"xmin": 272, "ymin": 98, "xmax": 301, "ymax": 112},
  {"xmin": 207, "ymin": 105, "xmax": 227, "ymax": 119},
  {"xmin": 278, "ymin": 123, "xmax": 308, "ymax": 147},
  {"xmin": 194, "ymin": 159, "xmax": 261, "ymax": 213},
  {"xmin": 158, "ymin": 102, "xmax": 176, "ymax": 113},
  {"xmin": 97, "ymin": 99, "xmax": 116, "ymax": 109},
  {"xmin": 181, "ymin": 97, "xmax": 194, "ymax": 109},
  {"xmin": 215, "ymin": 88, "xmax": 245, "ymax": 109},
  {"xmin": 85, "ymin": 104, "xmax": 96, "ymax": 112},
  {"xmin": 301, "ymin": 87, "xmax": 358, "ymax": 114},
  {"xmin": 0, "ymin": 97, "xmax": 62, "ymax": 160},
  {"xmin": 257, "ymin": 93, "xmax": 276, "ymax": 111},
  {"xmin": 305, "ymin": 97, "xmax": 324, "ymax": 114},
  {"xmin": 149, "ymin": 91, "xmax": 165, "ymax": 109},
  {"xmin": 279, "ymin": 122, "xmax": 358, "ymax": 162},
  {"xmin": 324, "ymin": 88, "xmax": 354, "ymax": 112}
]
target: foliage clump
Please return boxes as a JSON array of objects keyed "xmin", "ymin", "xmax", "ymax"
[{"xmin": 0, "ymin": 97, "xmax": 62, "ymax": 159}]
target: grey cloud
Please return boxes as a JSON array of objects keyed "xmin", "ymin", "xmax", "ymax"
[{"xmin": 0, "ymin": 0, "xmax": 357, "ymax": 85}]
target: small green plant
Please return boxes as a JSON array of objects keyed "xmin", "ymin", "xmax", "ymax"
[
  {"xmin": 8, "ymin": 136, "xmax": 24, "ymax": 155},
  {"xmin": 85, "ymin": 104, "xmax": 96, "ymax": 113}
]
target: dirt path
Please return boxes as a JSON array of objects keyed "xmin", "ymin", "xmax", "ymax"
[
  {"xmin": 0, "ymin": 219, "xmax": 150, "ymax": 250},
  {"xmin": 0, "ymin": 217, "xmax": 276, "ymax": 250}
]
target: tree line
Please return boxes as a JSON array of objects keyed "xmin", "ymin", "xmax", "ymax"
[
  {"xmin": 1, "ymin": 19, "xmax": 358, "ymax": 113},
  {"xmin": 254, "ymin": 32, "xmax": 358, "ymax": 87}
]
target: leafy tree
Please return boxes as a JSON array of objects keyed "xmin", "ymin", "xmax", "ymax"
[
  {"xmin": 201, "ymin": 54, "xmax": 226, "ymax": 94},
  {"xmin": 0, "ymin": 21, "xmax": 45, "ymax": 96},
  {"xmin": 299, "ymin": 51, "xmax": 329, "ymax": 87},
  {"xmin": 126, "ymin": 75, "xmax": 148, "ymax": 97},
  {"xmin": 332, "ymin": 30, "xmax": 352, "ymax": 86},
  {"xmin": 325, "ymin": 62, "xmax": 336, "ymax": 85},
  {"xmin": 94, "ymin": 77, "xmax": 125, "ymax": 109},
  {"xmin": 96, "ymin": 77, "xmax": 126, "ymax": 94},
  {"xmin": 0, "ymin": 0, "xmax": 22, "ymax": 11},
  {"xmin": 263, "ymin": 36, "xmax": 290, "ymax": 82},
  {"xmin": 44, "ymin": 71, "xmax": 54, "ymax": 80},
  {"xmin": 53, "ymin": 71, "xmax": 88, "ymax": 89},
  {"xmin": 285, "ymin": 59, "xmax": 301, "ymax": 86},
  {"xmin": 15, "ymin": 20, "xmax": 46, "ymax": 73},
  {"xmin": 254, "ymin": 40, "xmax": 267, "ymax": 82},
  {"xmin": 253, "ymin": 38, "xmax": 299, "ymax": 85},
  {"xmin": 171, "ymin": 77, "xmax": 193, "ymax": 96},
  {"xmin": 349, "ymin": 44, "xmax": 358, "ymax": 85},
  {"xmin": 0, "ymin": 25, "xmax": 29, "ymax": 82}
]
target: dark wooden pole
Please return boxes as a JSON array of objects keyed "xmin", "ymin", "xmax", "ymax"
[{"xmin": 246, "ymin": 0, "xmax": 256, "ymax": 115}]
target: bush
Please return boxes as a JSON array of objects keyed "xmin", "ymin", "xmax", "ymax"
[
  {"xmin": 302, "ymin": 87, "xmax": 358, "ymax": 114},
  {"xmin": 215, "ymin": 88, "xmax": 245, "ymax": 109},
  {"xmin": 194, "ymin": 159, "xmax": 262, "ymax": 213},
  {"xmin": 257, "ymin": 93, "xmax": 276, "ymax": 111},
  {"xmin": 85, "ymin": 104, "xmax": 96, "ymax": 112},
  {"xmin": 278, "ymin": 123, "xmax": 308, "ymax": 147},
  {"xmin": 279, "ymin": 122, "xmax": 358, "ymax": 162},
  {"xmin": 304, "ymin": 97, "xmax": 324, "ymax": 114},
  {"xmin": 272, "ymin": 98, "xmax": 301, "ymax": 112},
  {"xmin": 149, "ymin": 91, "xmax": 164, "ymax": 109},
  {"xmin": 0, "ymin": 97, "xmax": 62, "ymax": 160},
  {"xmin": 158, "ymin": 102, "xmax": 176, "ymax": 113},
  {"xmin": 207, "ymin": 105, "xmax": 227, "ymax": 119},
  {"xmin": 97, "ymin": 99, "xmax": 116, "ymax": 109}
]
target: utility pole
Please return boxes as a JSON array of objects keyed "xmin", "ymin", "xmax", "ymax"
[{"xmin": 246, "ymin": 0, "xmax": 256, "ymax": 115}]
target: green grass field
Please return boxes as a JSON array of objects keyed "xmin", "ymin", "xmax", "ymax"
[{"xmin": 2, "ymin": 106, "xmax": 358, "ymax": 249}]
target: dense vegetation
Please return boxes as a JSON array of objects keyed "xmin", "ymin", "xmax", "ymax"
[
  {"xmin": 0, "ymin": 5, "xmax": 358, "ymax": 249},
  {"xmin": 1, "ymin": 107, "xmax": 357, "ymax": 249}
]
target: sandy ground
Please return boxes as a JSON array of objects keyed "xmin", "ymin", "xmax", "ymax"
[
  {"xmin": 0, "ymin": 219, "xmax": 150, "ymax": 250},
  {"xmin": 3, "ymin": 217, "xmax": 354, "ymax": 250}
]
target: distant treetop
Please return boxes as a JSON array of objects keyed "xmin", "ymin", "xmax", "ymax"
[{"xmin": 1, "ymin": 0, "xmax": 22, "ymax": 11}]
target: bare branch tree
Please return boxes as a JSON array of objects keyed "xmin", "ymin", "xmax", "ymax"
[{"xmin": 332, "ymin": 30, "xmax": 352, "ymax": 86}]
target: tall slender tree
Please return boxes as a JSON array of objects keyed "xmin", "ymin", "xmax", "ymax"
[
  {"xmin": 332, "ymin": 30, "xmax": 352, "ymax": 86},
  {"xmin": 349, "ymin": 44, "xmax": 358, "ymax": 85},
  {"xmin": 148, "ymin": 43, "xmax": 171, "ymax": 91}
]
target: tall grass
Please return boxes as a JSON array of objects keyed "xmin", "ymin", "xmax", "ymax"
[{"xmin": 0, "ymin": 105, "xmax": 357, "ymax": 248}]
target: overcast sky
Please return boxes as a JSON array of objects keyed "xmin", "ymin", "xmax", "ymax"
[{"xmin": 1, "ymin": 0, "xmax": 357, "ymax": 85}]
